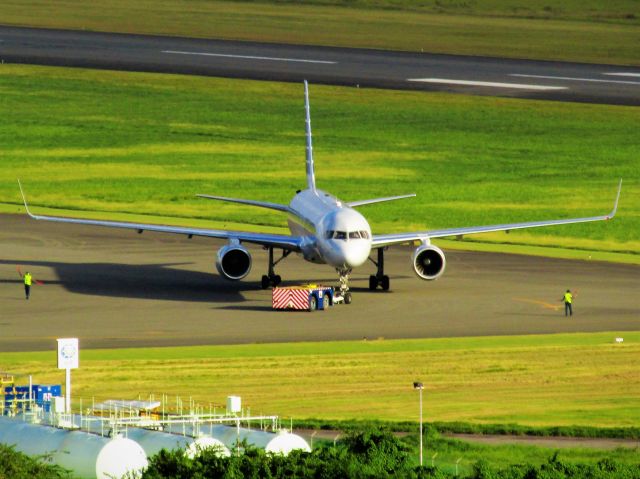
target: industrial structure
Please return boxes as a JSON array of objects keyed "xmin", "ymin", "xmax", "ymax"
[{"xmin": 1, "ymin": 377, "xmax": 311, "ymax": 479}]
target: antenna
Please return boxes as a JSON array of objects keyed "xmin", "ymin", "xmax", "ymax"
[{"xmin": 304, "ymin": 80, "xmax": 317, "ymax": 192}]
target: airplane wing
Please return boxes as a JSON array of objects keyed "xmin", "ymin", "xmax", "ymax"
[
  {"xmin": 371, "ymin": 180, "xmax": 622, "ymax": 249},
  {"xmin": 18, "ymin": 181, "xmax": 302, "ymax": 251}
]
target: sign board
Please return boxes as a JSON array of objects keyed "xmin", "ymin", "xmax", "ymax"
[{"xmin": 57, "ymin": 338, "xmax": 79, "ymax": 369}]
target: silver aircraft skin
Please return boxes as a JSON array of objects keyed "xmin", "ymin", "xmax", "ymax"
[{"xmin": 19, "ymin": 81, "xmax": 621, "ymax": 296}]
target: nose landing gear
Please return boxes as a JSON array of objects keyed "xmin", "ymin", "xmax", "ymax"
[
  {"xmin": 336, "ymin": 269, "xmax": 353, "ymax": 304},
  {"xmin": 368, "ymin": 247, "xmax": 390, "ymax": 291}
]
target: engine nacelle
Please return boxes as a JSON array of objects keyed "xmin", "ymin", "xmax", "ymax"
[
  {"xmin": 412, "ymin": 244, "xmax": 446, "ymax": 280},
  {"xmin": 216, "ymin": 244, "xmax": 252, "ymax": 280}
]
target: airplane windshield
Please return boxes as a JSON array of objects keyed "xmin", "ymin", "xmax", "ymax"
[
  {"xmin": 349, "ymin": 231, "xmax": 361, "ymax": 239},
  {"xmin": 334, "ymin": 231, "xmax": 347, "ymax": 240}
]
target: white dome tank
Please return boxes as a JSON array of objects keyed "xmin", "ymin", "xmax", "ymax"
[
  {"xmin": 0, "ymin": 417, "xmax": 148, "ymax": 479},
  {"xmin": 196, "ymin": 424, "xmax": 311, "ymax": 455},
  {"xmin": 126, "ymin": 428, "xmax": 230, "ymax": 458}
]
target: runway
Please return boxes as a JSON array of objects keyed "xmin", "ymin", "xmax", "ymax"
[
  {"xmin": 1, "ymin": 26, "xmax": 639, "ymax": 106},
  {"xmin": 1, "ymin": 214, "xmax": 638, "ymax": 352}
]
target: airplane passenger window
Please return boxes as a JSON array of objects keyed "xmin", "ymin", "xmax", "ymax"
[
  {"xmin": 349, "ymin": 231, "xmax": 361, "ymax": 239},
  {"xmin": 334, "ymin": 231, "xmax": 347, "ymax": 240}
]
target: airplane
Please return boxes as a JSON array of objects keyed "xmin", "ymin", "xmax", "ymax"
[{"xmin": 18, "ymin": 81, "xmax": 621, "ymax": 304}]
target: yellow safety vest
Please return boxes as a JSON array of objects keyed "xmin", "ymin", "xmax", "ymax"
[
  {"xmin": 24, "ymin": 273, "xmax": 32, "ymax": 286},
  {"xmin": 564, "ymin": 292, "xmax": 572, "ymax": 304}
]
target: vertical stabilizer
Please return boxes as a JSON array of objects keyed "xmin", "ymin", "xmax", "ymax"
[{"xmin": 304, "ymin": 80, "xmax": 317, "ymax": 192}]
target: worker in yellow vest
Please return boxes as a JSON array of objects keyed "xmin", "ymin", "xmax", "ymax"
[
  {"xmin": 561, "ymin": 289, "xmax": 573, "ymax": 317},
  {"xmin": 24, "ymin": 271, "xmax": 32, "ymax": 300}
]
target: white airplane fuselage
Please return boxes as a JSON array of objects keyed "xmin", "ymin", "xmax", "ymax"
[{"xmin": 287, "ymin": 188, "xmax": 372, "ymax": 270}]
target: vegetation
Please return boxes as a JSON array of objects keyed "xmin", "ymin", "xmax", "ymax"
[
  {"xmin": 141, "ymin": 429, "xmax": 640, "ymax": 478},
  {"xmin": 1, "ymin": 332, "xmax": 638, "ymax": 428},
  {"xmin": 1, "ymin": 65, "xmax": 638, "ymax": 260},
  {"xmin": 2, "ymin": 0, "xmax": 639, "ymax": 64},
  {"xmin": 0, "ymin": 444, "xmax": 72, "ymax": 479}
]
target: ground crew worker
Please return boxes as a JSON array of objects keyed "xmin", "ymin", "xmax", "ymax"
[
  {"xmin": 561, "ymin": 289, "xmax": 573, "ymax": 317},
  {"xmin": 24, "ymin": 271, "xmax": 32, "ymax": 300}
]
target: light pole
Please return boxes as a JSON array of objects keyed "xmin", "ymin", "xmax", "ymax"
[{"xmin": 413, "ymin": 381, "xmax": 424, "ymax": 467}]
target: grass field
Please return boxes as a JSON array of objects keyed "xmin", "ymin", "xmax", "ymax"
[
  {"xmin": 1, "ymin": 333, "xmax": 638, "ymax": 429},
  {"xmin": 2, "ymin": 0, "xmax": 639, "ymax": 65},
  {"xmin": 1, "ymin": 65, "xmax": 638, "ymax": 258}
]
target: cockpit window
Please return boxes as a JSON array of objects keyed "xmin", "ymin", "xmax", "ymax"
[
  {"xmin": 334, "ymin": 231, "xmax": 347, "ymax": 240},
  {"xmin": 325, "ymin": 230, "xmax": 334, "ymax": 239},
  {"xmin": 349, "ymin": 231, "xmax": 361, "ymax": 239},
  {"xmin": 360, "ymin": 231, "xmax": 370, "ymax": 239}
]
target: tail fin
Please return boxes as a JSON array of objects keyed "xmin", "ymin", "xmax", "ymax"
[{"xmin": 304, "ymin": 80, "xmax": 317, "ymax": 192}]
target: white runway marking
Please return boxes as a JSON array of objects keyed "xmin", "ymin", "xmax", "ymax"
[
  {"xmin": 162, "ymin": 50, "xmax": 337, "ymax": 64},
  {"xmin": 407, "ymin": 78, "xmax": 566, "ymax": 90},
  {"xmin": 510, "ymin": 74, "xmax": 640, "ymax": 86},
  {"xmin": 603, "ymin": 72, "xmax": 640, "ymax": 78}
]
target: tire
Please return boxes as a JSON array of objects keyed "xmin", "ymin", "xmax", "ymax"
[
  {"xmin": 261, "ymin": 275, "xmax": 270, "ymax": 289},
  {"xmin": 309, "ymin": 295, "xmax": 318, "ymax": 312},
  {"xmin": 323, "ymin": 293, "xmax": 331, "ymax": 309},
  {"xmin": 274, "ymin": 275, "xmax": 282, "ymax": 286},
  {"xmin": 369, "ymin": 275, "xmax": 377, "ymax": 290},
  {"xmin": 381, "ymin": 275, "xmax": 390, "ymax": 291},
  {"xmin": 344, "ymin": 292, "xmax": 352, "ymax": 304}
]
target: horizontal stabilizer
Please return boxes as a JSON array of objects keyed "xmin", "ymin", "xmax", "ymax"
[
  {"xmin": 196, "ymin": 194, "xmax": 291, "ymax": 213},
  {"xmin": 347, "ymin": 194, "xmax": 416, "ymax": 208}
]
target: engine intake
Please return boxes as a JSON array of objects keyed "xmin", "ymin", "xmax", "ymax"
[
  {"xmin": 412, "ymin": 244, "xmax": 446, "ymax": 280},
  {"xmin": 216, "ymin": 244, "xmax": 252, "ymax": 280}
]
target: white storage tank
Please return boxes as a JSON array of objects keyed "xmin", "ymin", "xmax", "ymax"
[
  {"xmin": 167, "ymin": 423, "xmax": 311, "ymax": 455},
  {"xmin": 126, "ymin": 428, "xmax": 231, "ymax": 458},
  {"xmin": 0, "ymin": 416, "xmax": 148, "ymax": 479}
]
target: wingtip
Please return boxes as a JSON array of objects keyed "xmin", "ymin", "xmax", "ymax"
[
  {"xmin": 17, "ymin": 179, "xmax": 34, "ymax": 218},
  {"xmin": 610, "ymin": 178, "xmax": 622, "ymax": 218}
]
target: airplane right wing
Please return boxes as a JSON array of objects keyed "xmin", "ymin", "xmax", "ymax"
[
  {"xmin": 371, "ymin": 180, "xmax": 622, "ymax": 249},
  {"xmin": 18, "ymin": 181, "xmax": 302, "ymax": 251}
]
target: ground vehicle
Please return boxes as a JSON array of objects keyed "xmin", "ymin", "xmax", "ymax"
[{"xmin": 272, "ymin": 285, "xmax": 343, "ymax": 311}]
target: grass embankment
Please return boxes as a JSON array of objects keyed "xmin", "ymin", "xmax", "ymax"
[
  {"xmin": 1, "ymin": 65, "xmax": 638, "ymax": 260},
  {"xmin": 0, "ymin": 333, "xmax": 638, "ymax": 429},
  {"xmin": 2, "ymin": 0, "xmax": 639, "ymax": 64}
]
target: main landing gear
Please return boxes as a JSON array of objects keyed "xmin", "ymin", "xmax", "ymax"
[
  {"xmin": 261, "ymin": 247, "xmax": 291, "ymax": 289},
  {"xmin": 368, "ymin": 248, "xmax": 390, "ymax": 291}
]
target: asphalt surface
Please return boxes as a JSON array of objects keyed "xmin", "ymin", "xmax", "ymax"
[
  {"xmin": 1, "ymin": 26, "xmax": 640, "ymax": 106},
  {"xmin": 1, "ymin": 213, "xmax": 638, "ymax": 352}
]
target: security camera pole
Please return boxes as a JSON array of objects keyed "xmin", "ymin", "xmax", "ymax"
[{"xmin": 413, "ymin": 381, "xmax": 425, "ymax": 467}]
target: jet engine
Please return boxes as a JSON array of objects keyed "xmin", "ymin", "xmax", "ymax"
[
  {"xmin": 412, "ymin": 244, "xmax": 446, "ymax": 280},
  {"xmin": 216, "ymin": 243, "xmax": 252, "ymax": 280}
]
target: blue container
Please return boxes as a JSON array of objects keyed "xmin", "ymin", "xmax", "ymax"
[{"xmin": 4, "ymin": 384, "xmax": 61, "ymax": 413}]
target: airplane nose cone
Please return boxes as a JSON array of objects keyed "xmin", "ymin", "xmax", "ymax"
[{"xmin": 343, "ymin": 243, "xmax": 370, "ymax": 268}]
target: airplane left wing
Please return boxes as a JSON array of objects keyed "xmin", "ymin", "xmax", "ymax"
[
  {"xmin": 372, "ymin": 180, "xmax": 621, "ymax": 249},
  {"xmin": 18, "ymin": 181, "xmax": 302, "ymax": 251}
]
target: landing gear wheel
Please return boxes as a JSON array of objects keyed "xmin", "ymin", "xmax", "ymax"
[
  {"xmin": 309, "ymin": 295, "xmax": 318, "ymax": 312},
  {"xmin": 344, "ymin": 292, "xmax": 352, "ymax": 304},
  {"xmin": 273, "ymin": 275, "xmax": 282, "ymax": 286},
  {"xmin": 381, "ymin": 275, "xmax": 390, "ymax": 291},
  {"xmin": 369, "ymin": 275, "xmax": 377, "ymax": 290},
  {"xmin": 261, "ymin": 275, "xmax": 270, "ymax": 289},
  {"xmin": 323, "ymin": 293, "xmax": 331, "ymax": 309}
]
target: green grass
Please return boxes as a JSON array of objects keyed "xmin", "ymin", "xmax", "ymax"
[
  {"xmin": 1, "ymin": 332, "xmax": 638, "ymax": 428},
  {"xmin": 1, "ymin": 65, "xmax": 638, "ymax": 258},
  {"xmin": 2, "ymin": 0, "xmax": 639, "ymax": 64}
]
